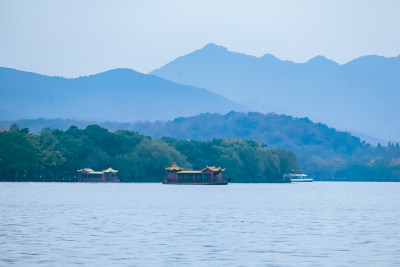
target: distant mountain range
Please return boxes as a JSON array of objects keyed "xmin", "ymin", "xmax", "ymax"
[
  {"xmin": 1, "ymin": 44, "xmax": 398, "ymax": 143},
  {"xmin": 151, "ymin": 43, "xmax": 400, "ymax": 142},
  {"xmin": 0, "ymin": 67, "xmax": 246, "ymax": 121}
]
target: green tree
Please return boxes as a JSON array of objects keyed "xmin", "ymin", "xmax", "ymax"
[
  {"xmin": 9, "ymin": 123, "xmax": 19, "ymax": 132},
  {"xmin": 30, "ymin": 132, "xmax": 66, "ymax": 180},
  {"xmin": 0, "ymin": 132, "xmax": 38, "ymax": 180},
  {"xmin": 129, "ymin": 139, "xmax": 188, "ymax": 182}
]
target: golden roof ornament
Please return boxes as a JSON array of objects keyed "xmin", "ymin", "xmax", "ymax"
[{"xmin": 165, "ymin": 162, "xmax": 184, "ymax": 171}]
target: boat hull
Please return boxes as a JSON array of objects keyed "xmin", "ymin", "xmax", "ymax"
[
  {"xmin": 162, "ymin": 178, "xmax": 229, "ymax": 185},
  {"xmin": 291, "ymin": 178, "xmax": 313, "ymax": 182},
  {"xmin": 162, "ymin": 181, "xmax": 229, "ymax": 185}
]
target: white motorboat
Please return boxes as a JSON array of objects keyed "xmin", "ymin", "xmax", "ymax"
[{"xmin": 284, "ymin": 172, "xmax": 313, "ymax": 182}]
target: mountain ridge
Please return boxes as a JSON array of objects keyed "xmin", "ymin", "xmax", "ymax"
[
  {"xmin": 0, "ymin": 67, "xmax": 247, "ymax": 122},
  {"xmin": 150, "ymin": 43, "xmax": 400, "ymax": 141},
  {"xmin": 154, "ymin": 42, "xmax": 400, "ymax": 70}
]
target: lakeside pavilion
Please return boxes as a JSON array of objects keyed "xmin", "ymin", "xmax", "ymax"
[{"xmin": 165, "ymin": 163, "xmax": 225, "ymax": 184}]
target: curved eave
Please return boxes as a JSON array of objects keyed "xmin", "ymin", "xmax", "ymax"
[
  {"xmin": 165, "ymin": 162, "xmax": 184, "ymax": 171},
  {"xmin": 201, "ymin": 166, "xmax": 225, "ymax": 172}
]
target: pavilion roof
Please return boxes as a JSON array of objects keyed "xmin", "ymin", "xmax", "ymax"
[
  {"xmin": 165, "ymin": 162, "xmax": 184, "ymax": 171},
  {"xmin": 177, "ymin": 170, "xmax": 203, "ymax": 174},
  {"xmin": 90, "ymin": 171, "xmax": 104, "ymax": 175},
  {"xmin": 77, "ymin": 167, "xmax": 118, "ymax": 174},
  {"xmin": 77, "ymin": 168, "xmax": 95, "ymax": 173},
  {"xmin": 103, "ymin": 167, "xmax": 118, "ymax": 173},
  {"xmin": 201, "ymin": 166, "xmax": 225, "ymax": 172}
]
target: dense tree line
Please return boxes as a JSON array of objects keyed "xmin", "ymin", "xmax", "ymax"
[
  {"xmin": 0, "ymin": 124, "xmax": 298, "ymax": 182},
  {"xmin": 2, "ymin": 112, "xmax": 400, "ymax": 180},
  {"xmin": 331, "ymin": 142, "xmax": 400, "ymax": 181},
  {"xmin": 133, "ymin": 112, "xmax": 400, "ymax": 180}
]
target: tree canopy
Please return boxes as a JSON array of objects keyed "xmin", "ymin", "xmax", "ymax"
[{"xmin": 0, "ymin": 124, "xmax": 299, "ymax": 182}]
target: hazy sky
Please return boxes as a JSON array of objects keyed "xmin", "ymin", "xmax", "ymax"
[{"xmin": 1, "ymin": 0, "xmax": 399, "ymax": 77}]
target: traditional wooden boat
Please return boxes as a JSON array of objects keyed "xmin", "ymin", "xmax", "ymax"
[
  {"xmin": 162, "ymin": 163, "xmax": 230, "ymax": 185},
  {"xmin": 77, "ymin": 167, "xmax": 120, "ymax": 182}
]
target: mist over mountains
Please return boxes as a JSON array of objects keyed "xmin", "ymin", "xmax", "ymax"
[
  {"xmin": 0, "ymin": 67, "xmax": 246, "ymax": 122},
  {"xmin": 151, "ymin": 43, "xmax": 400, "ymax": 142}
]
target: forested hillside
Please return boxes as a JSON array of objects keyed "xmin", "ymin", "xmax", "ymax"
[
  {"xmin": 1, "ymin": 112, "xmax": 399, "ymax": 180},
  {"xmin": 0, "ymin": 124, "xmax": 298, "ymax": 183},
  {"xmin": 133, "ymin": 112, "xmax": 400, "ymax": 180}
]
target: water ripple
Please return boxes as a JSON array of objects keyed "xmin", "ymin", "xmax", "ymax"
[{"xmin": 1, "ymin": 182, "xmax": 400, "ymax": 266}]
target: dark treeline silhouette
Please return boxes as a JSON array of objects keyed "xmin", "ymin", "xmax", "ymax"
[{"xmin": 0, "ymin": 124, "xmax": 298, "ymax": 182}]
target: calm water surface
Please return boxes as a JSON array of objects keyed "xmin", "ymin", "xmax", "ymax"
[{"xmin": 1, "ymin": 182, "xmax": 400, "ymax": 266}]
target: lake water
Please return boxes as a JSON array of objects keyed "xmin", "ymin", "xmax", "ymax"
[{"xmin": 1, "ymin": 182, "xmax": 399, "ymax": 266}]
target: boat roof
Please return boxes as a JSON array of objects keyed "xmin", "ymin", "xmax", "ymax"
[
  {"xmin": 285, "ymin": 173, "xmax": 308, "ymax": 177},
  {"xmin": 177, "ymin": 171, "xmax": 203, "ymax": 174},
  {"xmin": 77, "ymin": 169, "xmax": 103, "ymax": 174},
  {"xmin": 77, "ymin": 167, "xmax": 117, "ymax": 174},
  {"xmin": 102, "ymin": 167, "xmax": 118, "ymax": 173},
  {"xmin": 202, "ymin": 166, "xmax": 225, "ymax": 172},
  {"xmin": 167, "ymin": 164, "xmax": 225, "ymax": 173},
  {"xmin": 165, "ymin": 162, "xmax": 184, "ymax": 171},
  {"xmin": 90, "ymin": 171, "xmax": 104, "ymax": 175}
]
